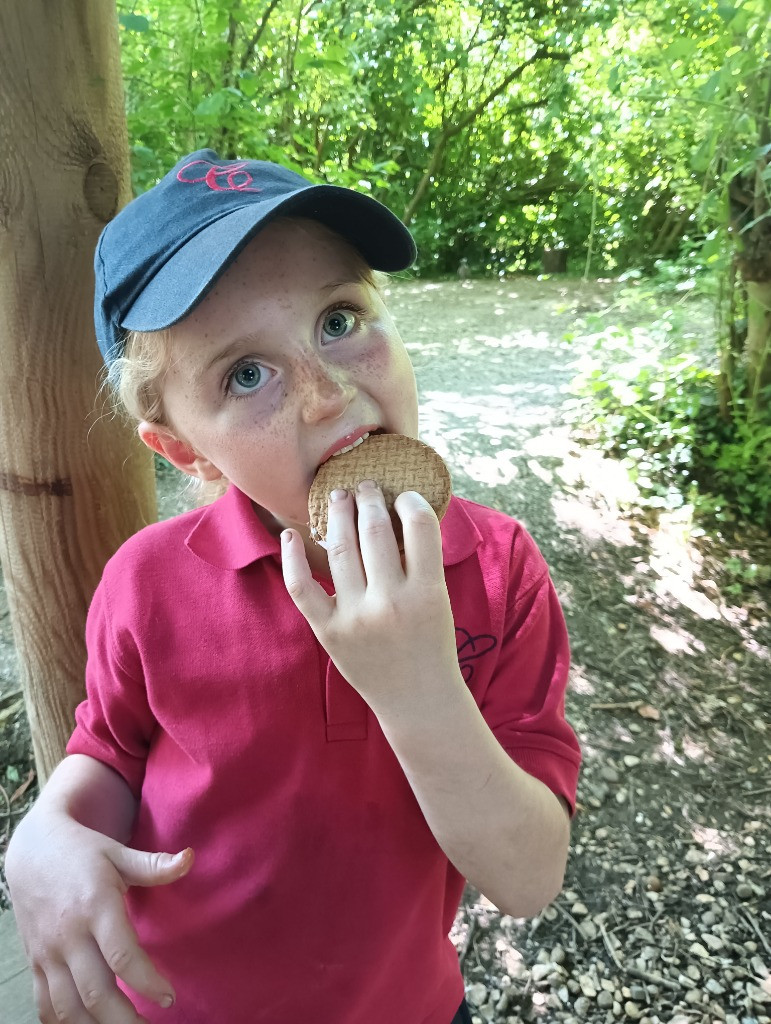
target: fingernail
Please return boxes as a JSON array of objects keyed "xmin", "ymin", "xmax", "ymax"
[
  {"xmin": 329, "ymin": 488, "xmax": 348, "ymax": 502},
  {"xmin": 160, "ymin": 994, "xmax": 174, "ymax": 1008},
  {"xmin": 281, "ymin": 529, "xmax": 292, "ymax": 543},
  {"xmin": 357, "ymin": 479, "xmax": 378, "ymax": 492}
]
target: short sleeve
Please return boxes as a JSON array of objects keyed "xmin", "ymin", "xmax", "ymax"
[
  {"xmin": 480, "ymin": 532, "xmax": 581, "ymax": 813},
  {"xmin": 66, "ymin": 576, "xmax": 154, "ymax": 798}
]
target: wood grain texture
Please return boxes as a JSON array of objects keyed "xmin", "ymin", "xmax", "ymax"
[{"xmin": 0, "ymin": 2, "xmax": 157, "ymax": 781}]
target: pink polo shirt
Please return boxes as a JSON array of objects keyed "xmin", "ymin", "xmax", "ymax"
[{"xmin": 68, "ymin": 486, "xmax": 580, "ymax": 1024}]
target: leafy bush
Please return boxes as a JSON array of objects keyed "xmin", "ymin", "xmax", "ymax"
[{"xmin": 566, "ymin": 313, "xmax": 771, "ymax": 529}]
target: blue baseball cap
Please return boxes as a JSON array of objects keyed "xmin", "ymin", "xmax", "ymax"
[{"xmin": 94, "ymin": 149, "xmax": 417, "ymax": 365}]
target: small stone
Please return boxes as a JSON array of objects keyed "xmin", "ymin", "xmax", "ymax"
[
  {"xmin": 466, "ymin": 983, "xmax": 488, "ymax": 1008},
  {"xmin": 751, "ymin": 956, "xmax": 768, "ymax": 978},
  {"xmin": 690, "ymin": 942, "xmax": 710, "ymax": 958},
  {"xmin": 737, "ymin": 883, "xmax": 754, "ymax": 900},
  {"xmin": 571, "ymin": 901, "xmax": 589, "ymax": 917},
  {"xmin": 551, "ymin": 945, "xmax": 567, "ymax": 964},
  {"xmin": 531, "ymin": 963, "xmax": 555, "ymax": 984},
  {"xmin": 579, "ymin": 975, "xmax": 598, "ymax": 998},
  {"xmin": 747, "ymin": 983, "xmax": 771, "ymax": 1006},
  {"xmin": 580, "ymin": 920, "xmax": 598, "ymax": 941},
  {"xmin": 495, "ymin": 990, "xmax": 511, "ymax": 1014},
  {"xmin": 623, "ymin": 754, "xmax": 641, "ymax": 768},
  {"xmin": 624, "ymin": 1001, "xmax": 642, "ymax": 1018},
  {"xmin": 590, "ymin": 783, "xmax": 610, "ymax": 805},
  {"xmin": 646, "ymin": 875, "xmax": 662, "ymax": 892},
  {"xmin": 685, "ymin": 989, "xmax": 702, "ymax": 1004},
  {"xmin": 702, "ymin": 933, "xmax": 724, "ymax": 952},
  {"xmin": 629, "ymin": 985, "xmax": 647, "ymax": 1002},
  {"xmin": 574, "ymin": 996, "xmax": 592, "ymax": 1017},
  {"xmin": 707, "ymin": 980, "xmax": 727, "ymax": 996}
]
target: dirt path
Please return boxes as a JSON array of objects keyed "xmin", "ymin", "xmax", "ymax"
[{"xmin": 1, "ymin": 277, "xmax": 770, "ymax": 1021}]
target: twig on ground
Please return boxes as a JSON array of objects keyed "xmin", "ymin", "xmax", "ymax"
[
  {"xmin": 590, "ymin": 700, "xmax": 643, "ymax": 711},
  {"xmin": 0, "ymin": 782, "xmax": 10, "ymax": 842},
  {"xmin": 598, "ymin": 918, "xmax": 622, "ymax": 971},
  {"xmin": 742, "ymin": 784, "xmax": 771, "ymax": 799},
  {"xmin": 459, "ymin": 914, "xmax": 478, "ymax": 968},
  {"xmin": 600, "ymin": 915, "xmax": 682, "ymax": 992},
  {"xmin": 9, "ymin": 769, "xmax": 35, "ymax": 805},
  {"xmin": 551, "ymin": 900, "xmax": 586, "ymax": 946},
  {"xmin": 742, "ymin": 908, "xmax": 771, "ymax": 958},
  {"xmin": 625, "ymin": 966, "xmax": 682, "ymax": 993}
]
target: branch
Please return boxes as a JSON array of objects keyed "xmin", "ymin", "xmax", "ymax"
[
  {"xmin": 222, "ymin": 2, "xmax": 241, "ymax": 90},
  {"xmin": 240, "ymin": 0, "xmax": 284, "ymax": 71},
  {"xmin": 448, "ymin": 47, "xmax": 570, "ymax": 139},
  {"xmin": 758, "ymin": 59, "xmax": 771, "ymax": 150}
]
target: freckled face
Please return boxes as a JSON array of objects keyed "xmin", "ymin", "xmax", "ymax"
[{"xmin": 160, "ymin": 219, "xmax": 419, "ymax": 534}]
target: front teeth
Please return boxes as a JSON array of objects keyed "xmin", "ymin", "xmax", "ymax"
[{"xmin": 332, "ymin": 432, "xmax": 369, "ymax": 458}]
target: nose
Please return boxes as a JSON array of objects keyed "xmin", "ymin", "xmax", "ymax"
[{"xmin": 297, "ymin": 354, "xmax": 356, "ymax": 424}]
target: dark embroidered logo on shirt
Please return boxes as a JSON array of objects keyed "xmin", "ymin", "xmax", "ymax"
[
  {"xmin": 177, "ymin": 159, "xmax": 262, "ymax": 193},
  {"xmin": 456, "ymin": 627, "xmax": 497, "ymax": 683}
]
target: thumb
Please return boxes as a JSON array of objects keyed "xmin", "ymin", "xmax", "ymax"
[{"xmin": 110, "ymin": 844, "xmax": 194, "ymax": 888}]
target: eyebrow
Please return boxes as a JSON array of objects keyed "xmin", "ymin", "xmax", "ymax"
[
  {"xmin": 201, "ymin": 278, "xmax": 365, "ymax": 374},
  {"xmin": 203, "ymin": 336, "xmax": 260, "ymax": 375}
]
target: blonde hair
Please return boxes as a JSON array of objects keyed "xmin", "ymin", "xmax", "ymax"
[{"xmin": 107, "ymin": 327, "xmax": 174, "ymax": 425}]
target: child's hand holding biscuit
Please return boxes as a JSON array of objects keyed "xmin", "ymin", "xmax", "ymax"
[{"xmin": 282, "ymin": 436, "xmax": 461, "ymax": 715}]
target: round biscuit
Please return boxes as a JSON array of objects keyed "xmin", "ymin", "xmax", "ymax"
[{"xmin": 308, "ymin": 433, "xmax": 451, "ymax": 547}]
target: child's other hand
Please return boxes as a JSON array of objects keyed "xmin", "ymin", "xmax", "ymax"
[
  {"xmin": 282, "ymin": 481, "xmax": 462, "ymax": 714},
  {"xmin": 6, "ymin": 810, "xmax": 192, "ymax": 1023}
]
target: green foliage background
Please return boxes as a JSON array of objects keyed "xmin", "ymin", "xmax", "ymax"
[
  {"xmin": 117, "ymin": 0, "xmax": 770, "ymax": 529},
  {"xmin": 118, "ymin": 0, "xmax": 768, "ymax": 275}
]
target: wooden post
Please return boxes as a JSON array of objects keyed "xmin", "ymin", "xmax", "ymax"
[{"xmin": 0, "ymin": 2, "xmax": 156, "ymax": 781}]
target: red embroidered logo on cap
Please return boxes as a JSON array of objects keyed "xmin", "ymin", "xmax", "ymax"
[{"xmin": 177, "ymin": 159, "xmax": 261, "ymax": 193}]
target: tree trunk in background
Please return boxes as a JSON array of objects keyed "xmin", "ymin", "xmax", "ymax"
[
  {"xmin": 745, "ymin": 281, "xmax": 771, "ymax": 406},
  {"xmin": 0, "ymin": 1, "xmax": 156, "ymax": 782}
]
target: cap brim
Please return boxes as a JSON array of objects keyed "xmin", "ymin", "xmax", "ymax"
[{"xmin": 122, "ymin": 185, "xmax": 415, "ymax": 332}]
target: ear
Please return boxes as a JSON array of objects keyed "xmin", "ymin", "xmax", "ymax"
[{"xmin": 137, "ymin": 422, "xmax": 223, "ymax": 482}]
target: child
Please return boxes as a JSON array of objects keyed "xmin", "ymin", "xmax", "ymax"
[{"xmin": 6, "ymin": 150, "xmax": 581, "ymax": 1024}]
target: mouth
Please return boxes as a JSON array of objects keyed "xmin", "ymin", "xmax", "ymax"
[{"xmin": 316, "ymin": 426, "xmax": 386, "ymax": 471}]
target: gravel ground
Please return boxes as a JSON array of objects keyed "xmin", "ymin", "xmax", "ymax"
[{"xmin": 1, "ymin": 277, "xmax": 769, "ymax": 1022}]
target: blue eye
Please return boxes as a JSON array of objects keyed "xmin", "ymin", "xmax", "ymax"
[
  {"xmin": 228, "ymin": 361, "xmax": 267, "ymax": 396},
  {"xmin": 323, "ymin": 308, "xmax": 356, "ymax": 340}
]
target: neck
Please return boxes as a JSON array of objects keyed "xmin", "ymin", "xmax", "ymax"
[{"xmin": 253, "ymin": 503, "xmax": 331, "ymax": 579}]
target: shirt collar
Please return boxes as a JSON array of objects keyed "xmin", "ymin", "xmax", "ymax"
[
  {"xmin": 186, "ymin": 486, "xmax": 481, "ymax": 570},
  {"xmin": 185, "ymin": 485, "xmax": 281, "ymax": 569}
]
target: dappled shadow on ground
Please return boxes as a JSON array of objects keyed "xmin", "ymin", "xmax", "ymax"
[
  {"xmin": 395, "ymin": 280, "xmax": 770, "ymax": 1024},
  {"xmin": 1, "ymin": 279, "xmax": 769, "ymax": 1019}
]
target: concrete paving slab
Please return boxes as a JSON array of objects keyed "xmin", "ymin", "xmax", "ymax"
[{"xmin": 0, "ymin": 909, "xmax": 36, "ymax": 1023}]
